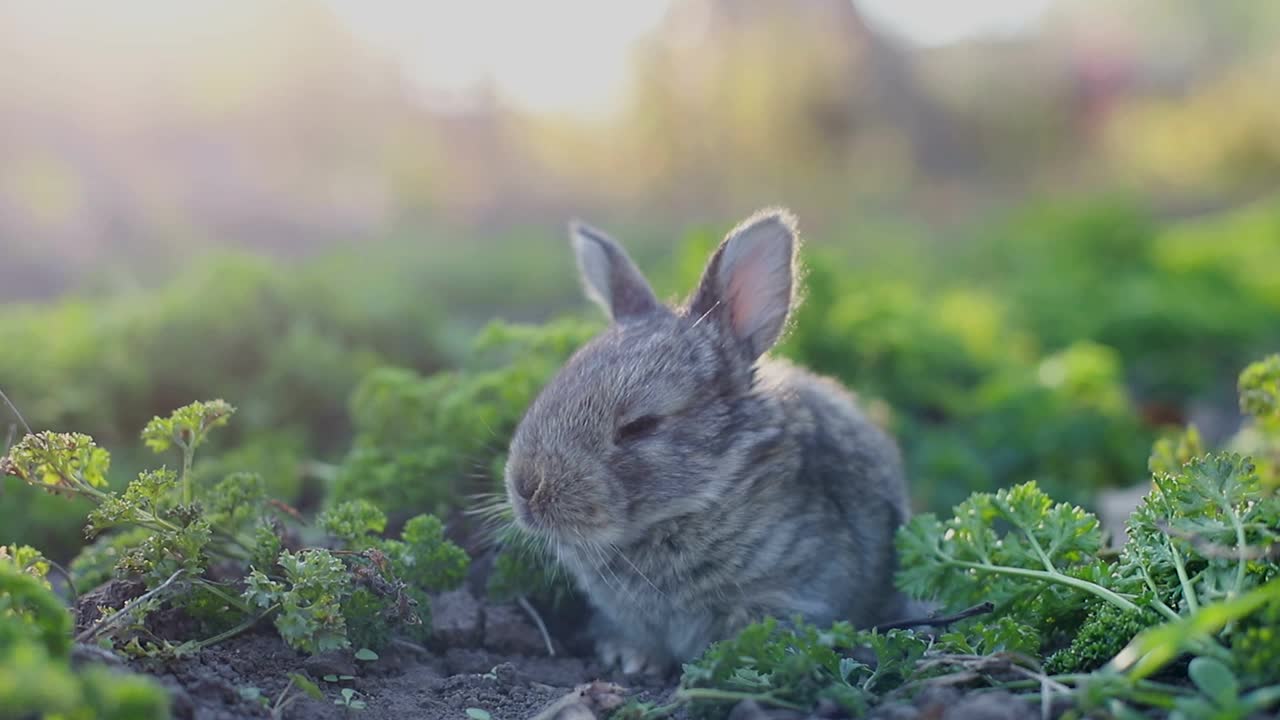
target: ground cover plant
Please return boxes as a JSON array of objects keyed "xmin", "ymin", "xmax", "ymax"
[{"xmin": 3, "ymin": 196, "xmax": 1280, "ymax": 719}]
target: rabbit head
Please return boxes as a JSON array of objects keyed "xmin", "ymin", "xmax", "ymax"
[{"xmin": 504, "ymin": 209, "xmax": 800, "ymax": 548}]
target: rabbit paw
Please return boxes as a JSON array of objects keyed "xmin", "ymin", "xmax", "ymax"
[{"xmin": 597, "ymin": 638, "xmax": 666, "ymax": 678}]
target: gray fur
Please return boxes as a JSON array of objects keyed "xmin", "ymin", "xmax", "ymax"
[
  {"xmin": 571, "ymin": 220, "xmax": 662, "ymax": 321},
  {"xmin": 504, "ymin": 208, "xmax": 912, "ymax": 675}
]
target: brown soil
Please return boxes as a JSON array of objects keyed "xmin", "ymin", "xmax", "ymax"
[{"xmin": 69, "ymin": 574, "xmax": 1038, "ymax": 720}]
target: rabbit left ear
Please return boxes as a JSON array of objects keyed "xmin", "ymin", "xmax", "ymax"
[
  {"xmin": 688, "ymin": 209, "xmax": 798, "ymax": 360},
  {"xmin": 571, "ymin": 220, "xmax": 662, "ymax": 322}
]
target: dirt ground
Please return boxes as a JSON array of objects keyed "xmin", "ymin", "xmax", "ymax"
[{"xmin": 68, "ymin": 565, "xmax": 1039, "ymax": 720}]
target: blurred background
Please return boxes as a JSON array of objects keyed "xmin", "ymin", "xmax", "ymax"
[{"xmin": 3, "ymin": 0, "xmax": 1279, "ymax": 560}]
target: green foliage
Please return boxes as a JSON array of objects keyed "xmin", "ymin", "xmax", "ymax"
[
  {"xmin": 1233, "ymin": 354, "xmax": 1280, "ymax": 488},
  {"xmin": 0, "ymin": 249, "xmax": 450, "ymax": 559},
  {"xmin": 0, "ymin": 560, "xmax": 170, "ymax": 719},
  {"xmin": 896, "ymin": 480, "xmax": 1113, "ymax": 638},
  {"xmin": 772, "ymin": 255, "xmax": 1153, "ymax": 511},
  {"xmin": 332, "ymin": 317, "xmax": 599, "ymax": 517},
  {"xmin": 4, "ymin": 400, "xmax": 470, "ymax": 660},
  {"xmin": 317, "ymin": 502, "xmax": 470, "ymax": 649},
  {"xmin": 1238, "ymin": 354, "xmax": 1280, "ymax": 419},
  {"xmin": 677, "ymin": 619, "xmax": 927, "ymax": 718},
  {"xmin": 245, "ymin": 549, "xmax": 353, "ymax": 654},
  {"xmin": 2, "ymin": 431, "xmax": 111, "ymax": 492},
  {"xmin": 319, "ymin": 498, "xmax": 388, "ymax": 545}
]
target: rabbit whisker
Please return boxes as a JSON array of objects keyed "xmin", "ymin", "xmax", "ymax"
[{"xmin": 610, "ymin": 541, "xmax": 665, "ymax": 600}]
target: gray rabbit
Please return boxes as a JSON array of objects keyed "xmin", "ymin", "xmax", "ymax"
[{"xmin": 503, "ymin": 208, "xmax": 912, "ymax": 676}]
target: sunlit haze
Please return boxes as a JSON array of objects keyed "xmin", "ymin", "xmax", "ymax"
[
  {"xmin": 323, "ymin": 0, "xmax": 1054, "ymax": 114},
  {"xmin": 323, "ymin": 0, "xmax": 675, "ymax": 115}
]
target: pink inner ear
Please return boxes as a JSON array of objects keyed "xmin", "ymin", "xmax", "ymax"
[{"xmin": 726, "ymin": 240, "xmax": 784, "ymax": 343}]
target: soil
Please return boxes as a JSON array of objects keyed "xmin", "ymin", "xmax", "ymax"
[{"xmin": 68, "ymin": 568, "xmax": 1039, "ymax": 720}]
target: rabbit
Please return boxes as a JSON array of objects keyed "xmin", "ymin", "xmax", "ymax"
[{"xmin": 502, "ymin": 208, "xmax": 913, "ymax": 677}]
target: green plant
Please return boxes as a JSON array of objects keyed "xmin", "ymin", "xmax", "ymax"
[
  {"xmin": 1, "ymin": 557, "xmax": 170, "ymax": 719},
  {"xmin": 316, "ymin": 500, "xmax": 469, "ymax": 648},
  {"xmin": 332, "ymin": 317, "xmax": 598, "ymax": 517},
  {"xmin": 335, "ymin": 687, "xmax": 367, "ymax": 711},
  {"xmin": 2, "ymin": 400, "xmax": 469, "ymax": 657}
]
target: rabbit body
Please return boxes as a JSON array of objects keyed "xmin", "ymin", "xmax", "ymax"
[{"xmin": 504, "ymin": 209, "xmax": 911, "ymax": 675}]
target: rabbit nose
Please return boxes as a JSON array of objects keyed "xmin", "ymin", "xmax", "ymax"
[{"xmin": 515, "ymin": 473, "xmax": 540, "ymax": 501}]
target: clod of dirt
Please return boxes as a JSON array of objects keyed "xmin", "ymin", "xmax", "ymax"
[
  {"xmin": 73, "ymin": 577, "xmax": 145, "ymax": 634},
  {"xmin": 303, "ymin": 649, "xmax": 357, "ymax": 678},
  {"xmin": 484, "ymin": 602, "xmax": 555, "ymax": 655},
  {"xmin": 433, "ymin": 587, "xmax": 484, "ymax": 647}
]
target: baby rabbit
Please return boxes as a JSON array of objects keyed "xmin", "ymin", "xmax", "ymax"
[{"xmin": 503, "ymin": 209, "xmax": 912, "ymax": 676}]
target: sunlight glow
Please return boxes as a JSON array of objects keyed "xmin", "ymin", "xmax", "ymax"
[
  {"xmin": 323, "ymin": 0, "xmax": 673, "ymax": 116},
  {"xmin": 857, "ymin": 0, "xmax": 1054, "ymax": 47},
  {"xmin": 322, "ymin": 0, "xmax": 1053, "ymax": 115}
]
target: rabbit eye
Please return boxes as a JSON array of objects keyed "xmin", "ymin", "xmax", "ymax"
[{"xmin": 615, "ymin": 415, "xmax": 661, "ymax": 443}]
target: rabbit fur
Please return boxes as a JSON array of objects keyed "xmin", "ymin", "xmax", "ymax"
[{"xmin": 503, "ymin": 208, "xmax": 912, "ymax": 676}]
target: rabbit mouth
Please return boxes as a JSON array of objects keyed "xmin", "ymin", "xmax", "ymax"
[{"xmin": 512, "ymin": 500, "xmax": 623, "ymax": 548}]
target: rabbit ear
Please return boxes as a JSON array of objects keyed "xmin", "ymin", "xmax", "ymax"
[
  {"xmin": 570, "ymin": 220, "xmax": 661, "ymax": 321},
  {"xmin": 689, "ymin": 209, "xmax": 798, "ymax": 360}
]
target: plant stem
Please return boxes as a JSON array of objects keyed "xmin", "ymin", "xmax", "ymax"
[
  {"xmin": 193, "ymin": 578, "xmax": 253, "ymax": 614},
  {"xmin": 1138, "ymin": 564, "xmax": 1182, "ymax": 622},
  {"xmin": 181, "ymin": 443, "xmax": 194, "ymax": 506},
  {"xmin": 516, "ymin": 595, "xmax": 555, "ymax": 656},
  {"xmin": 949, "ymin": 560, "xmax": 1140, "ymax": 613},
  {"xmin": 1168, "ymin": 541, "xmax": 1200, "ymax": 614},
  {"xmin": 191, "ymin": 605, "xmax": 277, "ymax": 652},
  {"xmin": 1226, "ymin": 505, "xmax": 1248, "ymax": 598}
]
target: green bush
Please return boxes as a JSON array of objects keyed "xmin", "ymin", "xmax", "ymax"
[
  {"xmin": 332, "ymin": 316, "xmax": 599, "ymax": 519},
  {"xmin": 2, "ymin": 400, "xmax": 469, "ymax": 657},
  {"xmin": 0, "ymin": 251, "xmax": 451, "ymax": 560},
  {"xmin": 1, "ymin": 547, "xmax": 170, "ymax": 720}
]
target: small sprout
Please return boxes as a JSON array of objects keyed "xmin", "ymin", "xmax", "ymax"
[
  {"xmin": 238, "ymin": 686, "xmax": 268, "ymax": 708},
  {"xmin": 335, "ymin": 687, "xmax": 367, "ymax": 710}
]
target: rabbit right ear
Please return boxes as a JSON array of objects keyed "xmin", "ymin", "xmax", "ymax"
[
  {"xmin": 570, "ymin": 220, "xmax": 661, "ymax": 322},
  {"xmin": 688, "ymin": 209, "xmax": 798, "ymax": 360}
]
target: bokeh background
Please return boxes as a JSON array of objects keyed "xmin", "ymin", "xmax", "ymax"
[{"xmin": 3, "ymin": 0, "xmax": 1279, "ymax": 561}]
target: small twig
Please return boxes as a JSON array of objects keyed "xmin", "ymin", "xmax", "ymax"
[
  {"xmin": 517, "ymin": 594, "xmax": 556, "ymax": 657},
  {"xmin": 874, "ymin": 601, "xmax": 996, "ymax": 632},
  {"xmin": 45, "ymin": 557, "xmax": 79, "ymax": 602},
  {"xmin": 77, "ymin": 570, "xmax": 185, "ymax": 643},
  {"xmin": 3, "ymin": 422, "xmax": 14, "ymax": 456},
  {"xmin": 390, "ymin": 638, "xmax": 430, "ymax": 655},
  {"xmin": 0, "ymin": 386, "xmax": 32, "ymax": 436},
  {"xmin": 529, "ymin": 681, "xmax": 629, "ymax": 720}
]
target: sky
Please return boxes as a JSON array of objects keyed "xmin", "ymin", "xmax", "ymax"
[{"xmin": 323, "ymin": 0, "xmax": 1056, "ymax": 116}]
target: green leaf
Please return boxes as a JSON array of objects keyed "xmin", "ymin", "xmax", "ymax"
[
  {"xmin": 354, "ymin": 648, "xmax": 378, "ymax": 662},
  {"xmin": 1239, "ymin": 355, "xmax": 1280, "ymax": 420},
  {"xmin": 141, "ymin": 400, "xmax": 235, "ymax": 454},
  {"xmin": 466, "ymin": 709, "xmax": 492, "ymax": 720},
  {"xmin": 1187, "ymin": 657, "xmax": 1239, "ymax": 707},
  {"xmin": 289, "ymin": 673, "xmax": 324, "ymax": 701},
  {"xmin": 318, "ymin": 500, "xmax": 387, "ymax": 546}
]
